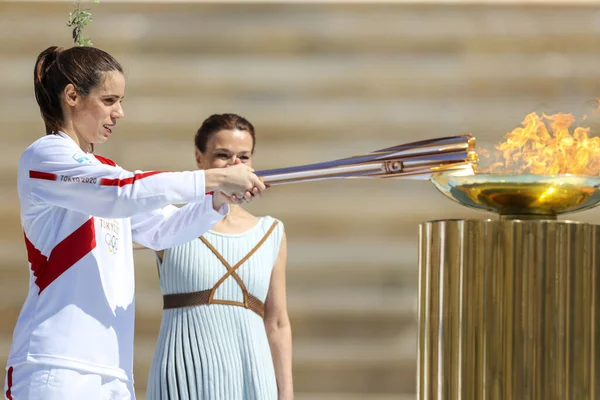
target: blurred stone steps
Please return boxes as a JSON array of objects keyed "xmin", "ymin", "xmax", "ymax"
[
  {"xmin": 1, "ymin": 96, "xmax": 593, "ymax": 144},
  {"xmin": 3, "ymin": 54, "xmax": 600, "ymax": 99},
  {"xmin": 2, "ymin": 3, "xmax": 600, "ymax": 55},
  {"xmin": 271, "ymin": 337, "xmax": 415, "ymax": 394}
]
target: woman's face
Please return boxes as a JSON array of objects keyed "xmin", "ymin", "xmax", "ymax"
[
  {"xmin": 64, "ymin": 70, "xmax": 125, "ymax": 146},
  {"xmin": 196, "ymin": 129, "xmax": 254, "ymax": 170}
]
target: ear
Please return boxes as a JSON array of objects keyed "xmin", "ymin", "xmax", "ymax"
[
  {"xmin": 63, "ymin": 83, "xmax": 78, "ymax": 107},
  {"xmin": 195, "ymin": 148, "xmax": 203, "ymax": 169}
]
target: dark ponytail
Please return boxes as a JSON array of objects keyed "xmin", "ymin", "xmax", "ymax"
[
  {"xmin": 33, "ymin": 45, "xmax": 123, "ymax": 135},
  {"xmin": 34, "ymin": 46, "xmax": 65, "ymax": 135}
]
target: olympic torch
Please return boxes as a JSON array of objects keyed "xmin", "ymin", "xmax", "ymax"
[{"xmin": 255, "ymin": 134, "xmax": 477, "ymax": 185}]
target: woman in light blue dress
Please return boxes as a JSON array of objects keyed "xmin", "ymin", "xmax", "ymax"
[{"xmin": 147, "ymin": 113, "xmax": 293, "ymax": 400}]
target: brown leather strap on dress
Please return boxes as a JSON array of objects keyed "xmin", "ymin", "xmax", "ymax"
[
  {"xmin": 163, "ymin": 289, "xmax": 266, "ymax": 318},
  {"xmin": 162, "ymin": 221, "xmax": 278, "ymax": 319}
]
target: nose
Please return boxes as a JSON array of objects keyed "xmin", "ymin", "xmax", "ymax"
[
  {"xmin": 227, "ymin": 156, "xmax": 238, "ymax": 166},
  {"xmin": 112, "ymin": 103, "xmax": 125, "ymax": 119}
]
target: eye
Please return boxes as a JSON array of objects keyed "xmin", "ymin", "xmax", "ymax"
[
  {"xmin": 216, "ymin": 153, "xmax": 228, "ymax": 159},
  {"xmin": 240, "ymin": 156, "xmax": 250, "ymax": 161},
  {"xmin": 103, "ymin": 98, "xmax": 117, "ymax": 105}
]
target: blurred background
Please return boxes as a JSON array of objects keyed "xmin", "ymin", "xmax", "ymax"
[{"xmin": 2, "ymin": 1, "xmax": 600, "ymax": 399}]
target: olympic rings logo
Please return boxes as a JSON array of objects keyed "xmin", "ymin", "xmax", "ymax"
[{"xmin": 105, "ymin": 233, "xmax": 119, "ymax": 254}]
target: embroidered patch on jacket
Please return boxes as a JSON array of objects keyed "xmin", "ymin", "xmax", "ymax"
[
  {"xmin": 72, "ymin": 152, "xmax": 92, "ymax": 164},
  {"xmin": 99, "ymin": 219, "xmax": 120, "ymax": 255}
]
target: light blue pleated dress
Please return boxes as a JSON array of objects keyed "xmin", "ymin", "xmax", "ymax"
[{"xmin": 147, "ymin": 216, "xmax": 284, "ymax": 400}]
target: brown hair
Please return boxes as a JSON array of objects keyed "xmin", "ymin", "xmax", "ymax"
[
  {"xmin": 34, "ymin": 46, "xmax": 124, "ymax": 135},
  {"xmin": 195, "ymin": 113, "xmax": 256, "ymax": 153}
]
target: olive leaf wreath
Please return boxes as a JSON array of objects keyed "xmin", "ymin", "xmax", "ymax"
[{"xmin": 67, "ymin": 0, "xmax": 100, "ymax": 46}]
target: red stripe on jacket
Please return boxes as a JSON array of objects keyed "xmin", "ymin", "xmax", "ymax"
[
  {"xmin": 29, "ymin": 171, "xmax": 57, "ymax": 181},
  {"xmin": 24, "ymin": 218, "xmax": 97, "ymax": 294},
  {"xmin": 5, "ymin": 366, "xmax": 13, "ymax": 400},
  {"xmin": 95, "ymin": 154, "xmax": 117, "ymax": 167},
  {"xmin": 100, "ymin": 171, "xmax": 163, "ymax": 187}
]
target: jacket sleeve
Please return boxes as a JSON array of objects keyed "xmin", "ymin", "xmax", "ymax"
[
  {"xmin": 130, "ymin": 199, "xmax": 229, "ymax": 251},
  {"xmin": 21, "ymin": 137, "xmax": 209, "ymax": 218}
]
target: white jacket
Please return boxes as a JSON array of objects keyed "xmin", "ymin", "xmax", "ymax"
[{"xmin": 7, "ymin": 132, "xmax": 228, "ymax": 381}]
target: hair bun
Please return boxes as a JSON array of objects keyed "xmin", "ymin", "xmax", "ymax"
[
  {"xmin": 51, "ymin": 46, "xmax": 64, "ymax": 57},
  {"xmin": 35, "ymin": 46, "xmax": 63, "ymax": 75}
]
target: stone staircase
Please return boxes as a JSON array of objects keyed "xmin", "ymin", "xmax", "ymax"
[{"xmin": 2, "ymin": 1, "xmax": 600, "ymax": 399}]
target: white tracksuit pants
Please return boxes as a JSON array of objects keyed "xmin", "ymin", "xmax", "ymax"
[{"xmin": 4, "ymin": 363, "xmax": 134, "ymax": 400}]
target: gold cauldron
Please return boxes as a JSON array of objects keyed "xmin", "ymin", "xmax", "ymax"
[
  {"xmin": 418, "ymin": 171, "xmax": 600, "ymax": 399},
  {"xmin": 431, "ymin": 173, "xmax": 600, "ymax": 220}
]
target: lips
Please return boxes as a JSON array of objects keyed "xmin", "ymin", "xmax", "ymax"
[{"xmin": 103, "ymin": 125, "xmax": 113, "ymax": 134}]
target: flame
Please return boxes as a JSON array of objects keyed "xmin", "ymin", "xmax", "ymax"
[{"xmin": 477, "ymin": 111, "xmax": 600, "ymax": 175}]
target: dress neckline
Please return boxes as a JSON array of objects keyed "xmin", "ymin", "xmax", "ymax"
[{"xmin": 205, "ymin": 217, "xmax": 265, "ymax": 238}]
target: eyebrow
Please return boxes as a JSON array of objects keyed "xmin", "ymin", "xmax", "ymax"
[{"xmin": 214, "ymin": 148, "xmax": 250, "ymax": 153}]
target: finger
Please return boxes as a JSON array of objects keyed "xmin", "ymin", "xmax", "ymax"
[
  {"xmin": 243, "ymin": 190, "xmax": 253, "ymax": 202},
  {"xmin": 251, "ymin": 175, "xmax": 267, "ymax": 192},
  {"xmin": 262, "ymin": 178, "xmax": 271, "ymax": 190},
  {"xmin": 251, "ymin": 186, "xmax": 261, "ymax": 199}
]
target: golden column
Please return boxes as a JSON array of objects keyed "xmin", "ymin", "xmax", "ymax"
[{"xmin": 419, "ymin": 173, "xmax": 600, "ymax": 399}]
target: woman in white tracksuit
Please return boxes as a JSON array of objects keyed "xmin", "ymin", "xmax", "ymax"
[{"xmin": 3, "ymin": 45, "xmax": 266, "ymax": 400}]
